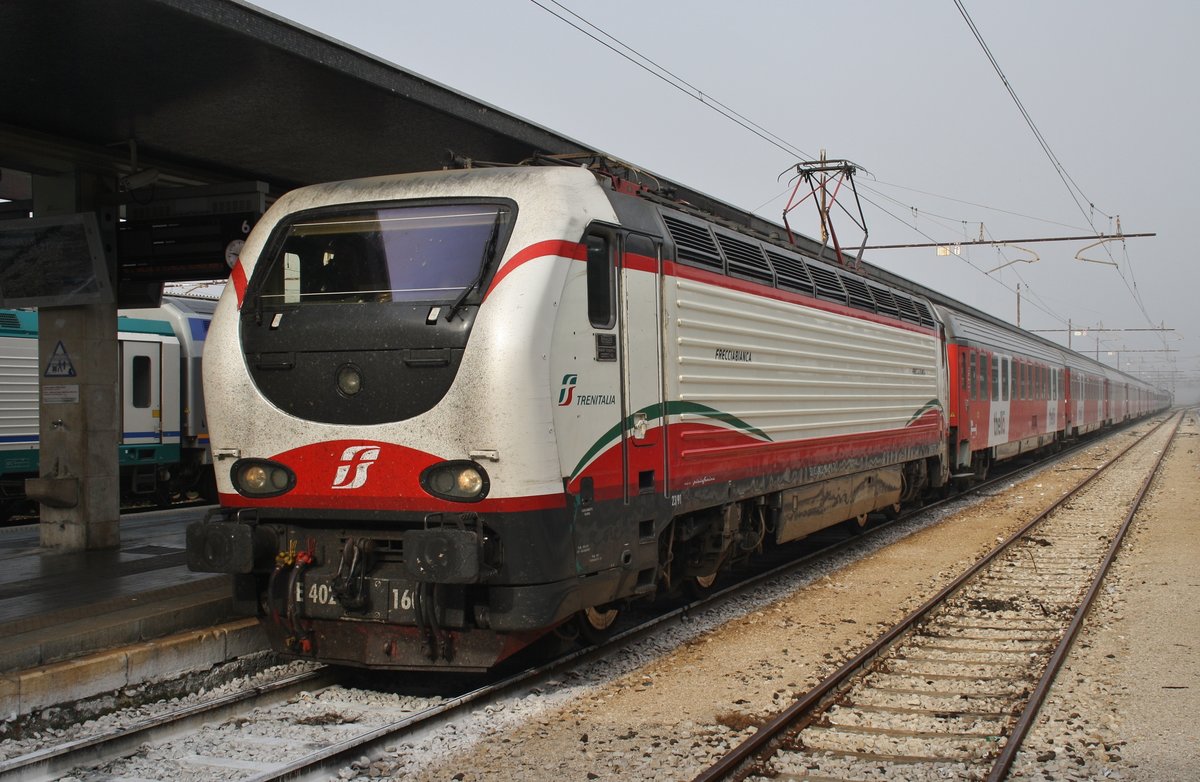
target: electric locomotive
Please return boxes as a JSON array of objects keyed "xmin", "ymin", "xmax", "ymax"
[{"xmin": 187, "ymin": 165, "xmax": 953, "ymax": 670}]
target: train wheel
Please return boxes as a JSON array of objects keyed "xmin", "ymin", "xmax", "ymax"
[{"xmin": 576, "ymin": 604, "xmax": 621, "ymax": 645}]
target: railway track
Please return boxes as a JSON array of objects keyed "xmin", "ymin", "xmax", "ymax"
[
  {"xmin": 694, "ymin": 411, "xmax": 1182, "ymax": 782},
  {"xmin": 0, "ymin": 419, "xmax": 1164, "ymax": 781}
]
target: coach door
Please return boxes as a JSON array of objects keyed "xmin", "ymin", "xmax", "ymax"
[
  {"xmin": 121, "ymin": 339, "xmax": 162, "ymax": 447},
  {"xmin": 618, "ymin": 231, "xmax": 665, "ymax": 507}
]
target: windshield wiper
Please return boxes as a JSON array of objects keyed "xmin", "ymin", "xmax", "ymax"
[{"xmin": 444, "ymin": 216, "xmax": 501, "ymax": 322}]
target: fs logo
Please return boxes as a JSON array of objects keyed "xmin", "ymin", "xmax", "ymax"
[
  {"xmin": 557, "ymin": 373, "xmax": 578, "ymax": 406},
  {"xmin": 331, "ymin": 445, "xmax": 381, "ymax": 490}
]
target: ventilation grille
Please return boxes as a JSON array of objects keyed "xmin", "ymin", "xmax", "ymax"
[
  {"xmin": 766, "ymin": 250, "xmax": 815, "ymax": 296},
  {"xmin": 0, "ymin": 313, "xmax": 24, "ymax": 330},
  {"xmin": 805, "ymin": 262, "xmax": 847, "ymax": 303},
  {"xmin": 662, "ymin": 214, "xmax": 723, "ymax": 271},
  {"xmin": 868, "ymin": 284, "xmax": 901, "ymax": 319},
  {"xmin": 659, "ymin": 208, "xmax": 935, "ymax": 328},
  {"xmin": 841, "ymin": 274, "xmax": 875, "ymax": 311},
  {"xmin": 717, "ymin": 233, "xmax": 773, "ymax": 285},
  {"xmin": 910, "ymin": 298, "xmax": 936, "ymax": 327}
]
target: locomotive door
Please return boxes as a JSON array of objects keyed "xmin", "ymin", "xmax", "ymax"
[
  {"xmin": 618, "ymin": 231, "xmax": 665, "ymax": 505},
  {"xmin": 120, "ymin": 340, "xmax": 162, "ymax": 446}
]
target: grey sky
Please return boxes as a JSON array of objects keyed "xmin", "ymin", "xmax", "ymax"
[{"xmin": 249, "ymin": 0, "xmax": 1199, "ymax": 402}]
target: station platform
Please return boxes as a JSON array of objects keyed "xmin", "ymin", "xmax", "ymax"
[{"xmin": 0, "ymin": 508, "xmax": 266, "ymax": 721}]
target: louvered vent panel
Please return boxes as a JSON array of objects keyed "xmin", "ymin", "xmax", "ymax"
[
  {"xmin": 0, "ymin": 313, "xmax": 23, "ymax": 330},
  {"xmin": 894, "ymin": 294, "xmax": 922, "ymax": 323},
  {"xmin": 806, "ymin": 261, "xmax": 847, "ymax": 303},
  {"xmin": 911, "ymin": 299, "xmax": 936, "ymax": 327},
  {"xmin": 662, "ymin": 214, "xmax": 723, "ymax": 271},
  {"xmin": 868, "ymin": 284, "xmax": 902, "ymax": 318},
  {"xmin": 841, "ymin": 274, "xmax": 875, "ymax": 312},
  {"xmin": 766, "ymin": 250, "xmax": 815, "ymax": 296},
  {"xmin": 716, "ymin": 234, "xmax": 773, "ymax": 285}
]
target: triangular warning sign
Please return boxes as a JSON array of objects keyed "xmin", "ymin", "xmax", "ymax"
[{"xmin": 45, "ymin": 341, "xmax": 77, "ymax": 378}]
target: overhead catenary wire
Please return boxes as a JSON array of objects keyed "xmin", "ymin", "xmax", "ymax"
[
  {"xmin": 951, "ymin": 1, "xmax": 1160, "ymax": 333},
  {"xmin": 530, "ymin": 1, "xmax": 1131, "ymax": 247},
  {"xmin": 527, "ymin": 0, "xmax": 814, "ymax": 163},
  {"xmin": 952, "ymin": 0, "xmax": 1105, "ymax": 231},
  {"xmin": 529, "ymin": 0, "xmax": 1164, "ymax": 357}
]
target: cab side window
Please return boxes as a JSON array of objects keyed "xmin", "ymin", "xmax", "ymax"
[{"xmin": 586, "ymin": 233, "xmax": 615, "ymax": 329}]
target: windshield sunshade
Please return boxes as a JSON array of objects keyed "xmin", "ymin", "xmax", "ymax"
[{"xmin": 255, "ymin": 203, "xmax": 509, "ymax": 305}]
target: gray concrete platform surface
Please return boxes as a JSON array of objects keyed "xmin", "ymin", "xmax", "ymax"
[{"xmin": 0, "ymin": 508, "xmax": 267, "ymax": 720}]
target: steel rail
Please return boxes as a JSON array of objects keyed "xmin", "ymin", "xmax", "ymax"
[
  {"xmin": 986, "ymin": 409, "xmax": 1185, "ymax": 781},
  {"xmin": 0, "ymin": 668, "xmax": 334, "ymax": 782},
  {"xmin": 692, "ymin": 412, "xmax": 1176, "ymax": 782},
  {"xmin": 258, "ymin": 418, "xmax": 1162, "ymax": 782},
  {"xmin": 6, "ymin": 417, "xmax": 1159, "ymax": 782}
]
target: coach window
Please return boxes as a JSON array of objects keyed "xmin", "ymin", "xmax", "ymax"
[
  {"xmin": 979, "ymin": 354, "xmax": 989, "ymax": 400},
  {"xmin": 1001, "ymin": 358, "xmax": 1010, "ymax": 401},
  {"xmin": 990, "ymin": 354, "xmax": 1000, "ymax": 401},
  {"xmin": 132, "ymin": 355, "xmax": 151, "ymax": 408},
  {"xmin": 585, "ymin": 233, "xmax": 615, "ymax": 329}
]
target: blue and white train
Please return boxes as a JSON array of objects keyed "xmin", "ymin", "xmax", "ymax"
[{"xmin": 0, "ymin": 295, "xmax": 216, "ymax": 518}]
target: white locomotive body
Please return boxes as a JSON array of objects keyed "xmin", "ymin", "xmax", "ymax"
[{"xmin": 189, "ymin": 166, "xmax": 952, "ymax": 670}]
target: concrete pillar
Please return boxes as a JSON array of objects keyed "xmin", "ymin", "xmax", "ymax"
[{"xmin": 32, "ymin": 171, "xmax": 121, "ymax": 550}]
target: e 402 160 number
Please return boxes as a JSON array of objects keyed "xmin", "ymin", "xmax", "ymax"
[
  {"xmin": 392, "ymin": 588, "xmax": 415, "ymax": 611},
  {"xmin": 296, "ymin": 581, "xmax": 338, "ymax": 606}
]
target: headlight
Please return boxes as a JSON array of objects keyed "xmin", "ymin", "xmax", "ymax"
[
  {"xmin": 231, "ymin": 459, "xmax": 295, "ymax": 498},
  {"xmin": 336, "ymin": 363, "xmax": 363, "ymax": 396},
  {"xmin": 420, "ymin": 461, "xmax": 489, "ymax": 502}
]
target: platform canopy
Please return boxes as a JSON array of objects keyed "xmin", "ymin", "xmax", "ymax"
[{"xmin": 0, "ymin": 0, "xmax": 592, "ymax": 193}]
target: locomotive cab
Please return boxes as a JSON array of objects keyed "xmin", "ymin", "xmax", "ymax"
[{"xmin": 190, "ymin": 168, "xmax": 632, "ymax": 670}]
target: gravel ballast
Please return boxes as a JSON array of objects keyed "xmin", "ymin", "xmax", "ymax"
[{"xmin": 350, "ymin": 422, "xmax": 1200, "ymax": 781}]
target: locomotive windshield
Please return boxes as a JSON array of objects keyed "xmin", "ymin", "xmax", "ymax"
[{"xmin": 254, "ymin": 203, "xmax": 509, "ymax": 306}]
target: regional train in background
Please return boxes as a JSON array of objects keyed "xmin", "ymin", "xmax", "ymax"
[
  {"xmin": 0, "ymin": 295, "xmax": 217, "ymax": 519},
  {"xmin": 185, "ymin": 163, "xmax": 1170, "ymax": 671}
]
